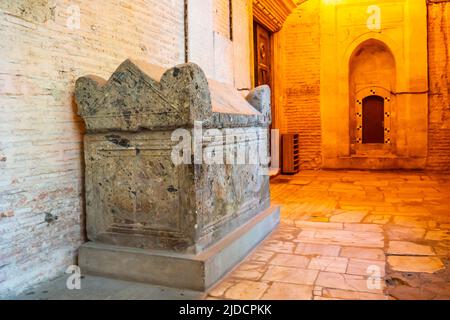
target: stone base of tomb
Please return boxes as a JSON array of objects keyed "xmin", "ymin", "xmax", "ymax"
[{"xmin": 78, "ymin": 205, "xmax": 280, "ymax": 291}]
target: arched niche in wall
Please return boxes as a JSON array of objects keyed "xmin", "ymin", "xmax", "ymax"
[{"xmin": 348, "ymin": 39, "xmax": 396, "ymax": 156}]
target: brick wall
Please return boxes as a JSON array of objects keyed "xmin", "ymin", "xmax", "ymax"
[
  {"xmin": 427, "ymin": 0, "xmax": 450, "ymax": 170},
  {"xmin": 278, "ymin": 0, "xmax": 322, "ymax": 169},
  {"xmin": 279, "ymin": 0, "xmax": 450, "ymax": 170},
  {"xmin": 0, "ymin": 0, "xmax": 185, "ymax": 296},
  {"xmin": 0, "ymin": 0, "xmax": 253, "ymax": 297}
]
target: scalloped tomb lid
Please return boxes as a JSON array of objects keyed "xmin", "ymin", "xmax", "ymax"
[
  {"xmin": 130, "ymin": 59, "xmax": 261, "ymax": 116},
  {"xmin": 208, "ymin": 79, "xmax": 260, "ymax": 116}
]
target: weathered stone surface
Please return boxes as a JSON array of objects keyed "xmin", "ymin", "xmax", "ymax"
[
  {"xmin": 344, "ymin": 223, "xmax": 383, "ymax": 233},
  {"xmin": 208, "ymin": 279, "xmax": 236, "ymax": 298},
  {"xmin": 315, "ymin": 272, "xmax": 385, "ymax": 294},
  {"xmin": 75, "ymin": 59, "xmax": 271, "ymax": 132},
  {"xmin": 308, "ymin": 256, "xmax": 348, "ymax": 273},
  {"xmin": 261, "ymin": 283, "xmax": 313, "ymax": 300},
  {"xmin": 385, "ymin": 226, "xmax": 426, "ymax": 241},
  {"xmin": 321, "ymin": 288, "xmax": 388, "ymax": 300},
  {"xmin": 425, "ymin": 230, "xmax": 450, "ymax": 241},
  {"xmin": 262, "ymin": 266, "xmax": 319, "ymax": 285},
  {"xmin": 249, "ymin": 250, "xmax": 275, "ymax": 263},
  {"xmin": 0, "ymin": 0, "xmax": 54, "ymax": 24},
  {"xmin": 388, "ymin": 256, "xmax": 445, "ymax": 273},
  {"xmin": 224, "ymin": 281, "xmax": 269, "ymax": 300},
  {"xmin": 232, "ymin": 262, "xmax": 267, "ymax": 280},
  {"xmin": 269, "ymin": 254, "xmax": 310, "ymax": 268},
  {"xmin": 296, "ymin": 229, "xmax": 384, "ymax": 248},
  {"xmin": 295, "ymin": 243, "xmax": 341, "ymax": 257},
  {"xmin": 76, "ymin": 59, "xmax": 273, "ymax": 253},
  {"xmin": 329, "ymin": 212, "xmax": 367, "ymax": 223},
  {"xmin": 74, "ymin": 60, "xmax": 279, "ymax": 291},
  {"xmin": 346, "ymin": 258, "xmax": 386, "ymax": 277},
  {"xmin": 79, "ymin": 206, "xmax": 280, "ymax": 291},
  {"xmin": 340, "ymin": 247, "xmax": 385, "ymax": 261},
  {"xmin": 205, "ymin": 171, "xmax": 450, "ymax": 301},
  {"xmin": 387, "ymin": 241, "xmax": 435, "ymax": 256}
]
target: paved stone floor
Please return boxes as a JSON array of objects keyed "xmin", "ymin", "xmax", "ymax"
[
  {"xmin": 13, "ymin": 275, "xmax": 205, "ymax": 300},
  {"xmin": 207, "ymin": 170, "xmax": 450, "ymax": 300},
  {"xmin": 12, "ymin": 170, "xmax": 450, "ymax": 300}
]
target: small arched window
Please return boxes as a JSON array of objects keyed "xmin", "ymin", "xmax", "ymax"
[{"xmin": 362, "ymin": 95, "xmax": 385, "ymax": 144}]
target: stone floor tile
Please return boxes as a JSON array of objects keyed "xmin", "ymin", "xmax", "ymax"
[
  {"xmin": 354, "ymin": 180, "xmax": 389, "ymax": 187},
  {"xmin": 425, "ymin": 230, "xmax": 450, "ymax": 241},
  {"xmin": 388, "ymin": 285, "xmax": 436, "ymax": 300},
  {"xmin": 280, "ymin": 218, "xmax": 295, "ymax": 226},
  {"xmin": 269, "ymin": 232, "xmax": 297, "ymax": 241},
  {"xmin": 313, "ymin": 296, "xmax": 343, "ymax": 300},
  {"xmin": 261, "ymin": 283, "xmax": 313, "ymax": 300},
  {"xmin": 387, "ymin": 256, "xmax": 445, "ymax": 273},
  {"xmin": 262, "ymin": 266, "xmax": 319, "ymax": 285},
  {"xmin": 329, "ymin": 211, "xmax": 367, "ymax": 223},
  {"xmin": 297, "ymin": 229, "xmax": 384, "ymax": 248},
  {"xmin": 208, "ymin": 279, "xmax": 236, "ymax": 298},
  {"xmin": 344, "ymin": 223, "xmax": 383, "ymax": 232},
  {"xmin": 307, "ymin": 216, "xmax": 330, "ymax": 222},
  {"xmin": 295, "ymin": 221, "xmax": 343, "ymax": 230},
  {"xmin": 329, "ymin": 183, "xmax": 364, "ymax": 191},
  {"xmin": 224, "ymin": 281, "xmax": 269, "ymax": 300},
  {"xmin": 288, "ymin": 179, "xmax": 312, "ymax": 186},
  {"xmin": 397, "ymin": 206, "xmax": 431, "ymax": 215},
  {"xmin": 296, "ymin": 229, "xmax": 316, "ymax": 239},
  {"xmin": 428, "ymin": 221, "xmax": 438, "ymax": 229},
  {"xmin": 392, "ymin": 216, "xmax": 429, "ymax": 228},
  {"xmin": 434, "ymin": 246, "xmax": 450, "ymax": 256},
  {"xmin": 295, "ymin": 243, "xmax": 341, "ymax": 257},
  {"xmin": 260, "ymin": 240, "xmax": 296, "ymax": 254},
  {"xmin": 313, "ymin": 286, "xmax": 323, "ymax": 296},
  {"xmin": 315, "ymin": 272, "xmax": 385, "ymax": 294},
  {"xmin": 20, "ymin": 171, "xmax": 450, "ymax": 301},
  {"xmin": 387, "ymin": 241, "xmax": 435, "ymax": 256},
  {"xmin": 249, "ymin": 250, "xmax": 275, "ymax": 263},
  {"xmin": 15, "ymin": 275, "xmax": 205, "ymax": 300},
  {"xmin": 385, "ymin": 226, "xmax": 426, "ymax": 241},
  {"xmin": 321, "ymin": 288, "xmax": 388, "ymax": 300},
  {"xmin": 269, "ymin": 254, "xmax": 310, "ymax": 268},
  {"xmin": 232, "ymin": 262, "xmax": 267, "ymax": 280},
  {"xmin": 308, "ymin": 256, "xmax": 348, "ymax": 273},
  {"xmin": 363, "ymin": 214, "xmax": 391, "ymax": 224},
  {"xmin": 346, "ymin": 258, "xmax": 386, "ymax": 277},
  {"xmin": 340, "ymin": 247, "xmax": 385, "ymax": 261}
]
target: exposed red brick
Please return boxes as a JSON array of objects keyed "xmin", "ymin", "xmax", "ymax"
[
  {"xmin": 427, "ymin": 0, "xmax": 450, "ymax": 170},
  {"xmin": 278, "ymin": 0, "xmax": 322, "ymax": 170}
]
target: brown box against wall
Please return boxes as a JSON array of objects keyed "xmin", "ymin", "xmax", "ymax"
[{"xmin": 282, "ymin": 133, "xmax": 300, "ymax": 174}]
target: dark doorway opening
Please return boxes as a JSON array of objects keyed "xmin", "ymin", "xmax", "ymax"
[{"xmin": 362, "ymin": 95, "xmax": 385, "ymax": 144}]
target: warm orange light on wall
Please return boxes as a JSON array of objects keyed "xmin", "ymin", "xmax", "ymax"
[{"xmin": 322, "ymin": 0, "xmax": 342, "ymax": 5}]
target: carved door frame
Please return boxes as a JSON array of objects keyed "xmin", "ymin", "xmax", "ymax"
[{"xmin": 352, "ymin": 86, "xmax": 395, "ymax": 156}]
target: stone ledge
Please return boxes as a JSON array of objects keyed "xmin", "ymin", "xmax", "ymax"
[{"xmin": 78, "ymin": 205, "xmax": 280, "ymax": 291}]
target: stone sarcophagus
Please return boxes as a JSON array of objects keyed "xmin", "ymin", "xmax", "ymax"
[{"xmin": 75, "ymin": 60, "xmax": 279, "ymax": 290}]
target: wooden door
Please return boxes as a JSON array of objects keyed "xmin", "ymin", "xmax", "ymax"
[
  {"xmin": 254, "ymin": 21, "xmax": 277, "ymax": 172},
  {"xmin": 254, "ymin": 22, "xmax": 271, "ymax": 89},
  {"xmin": 362, "ymin": 95, "xmax": 385, "ymax": 144}
]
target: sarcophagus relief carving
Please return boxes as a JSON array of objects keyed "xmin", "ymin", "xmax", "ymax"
[{"xmin": 75, "ymin": 59, "xmax": 276, "ymax": 260}]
